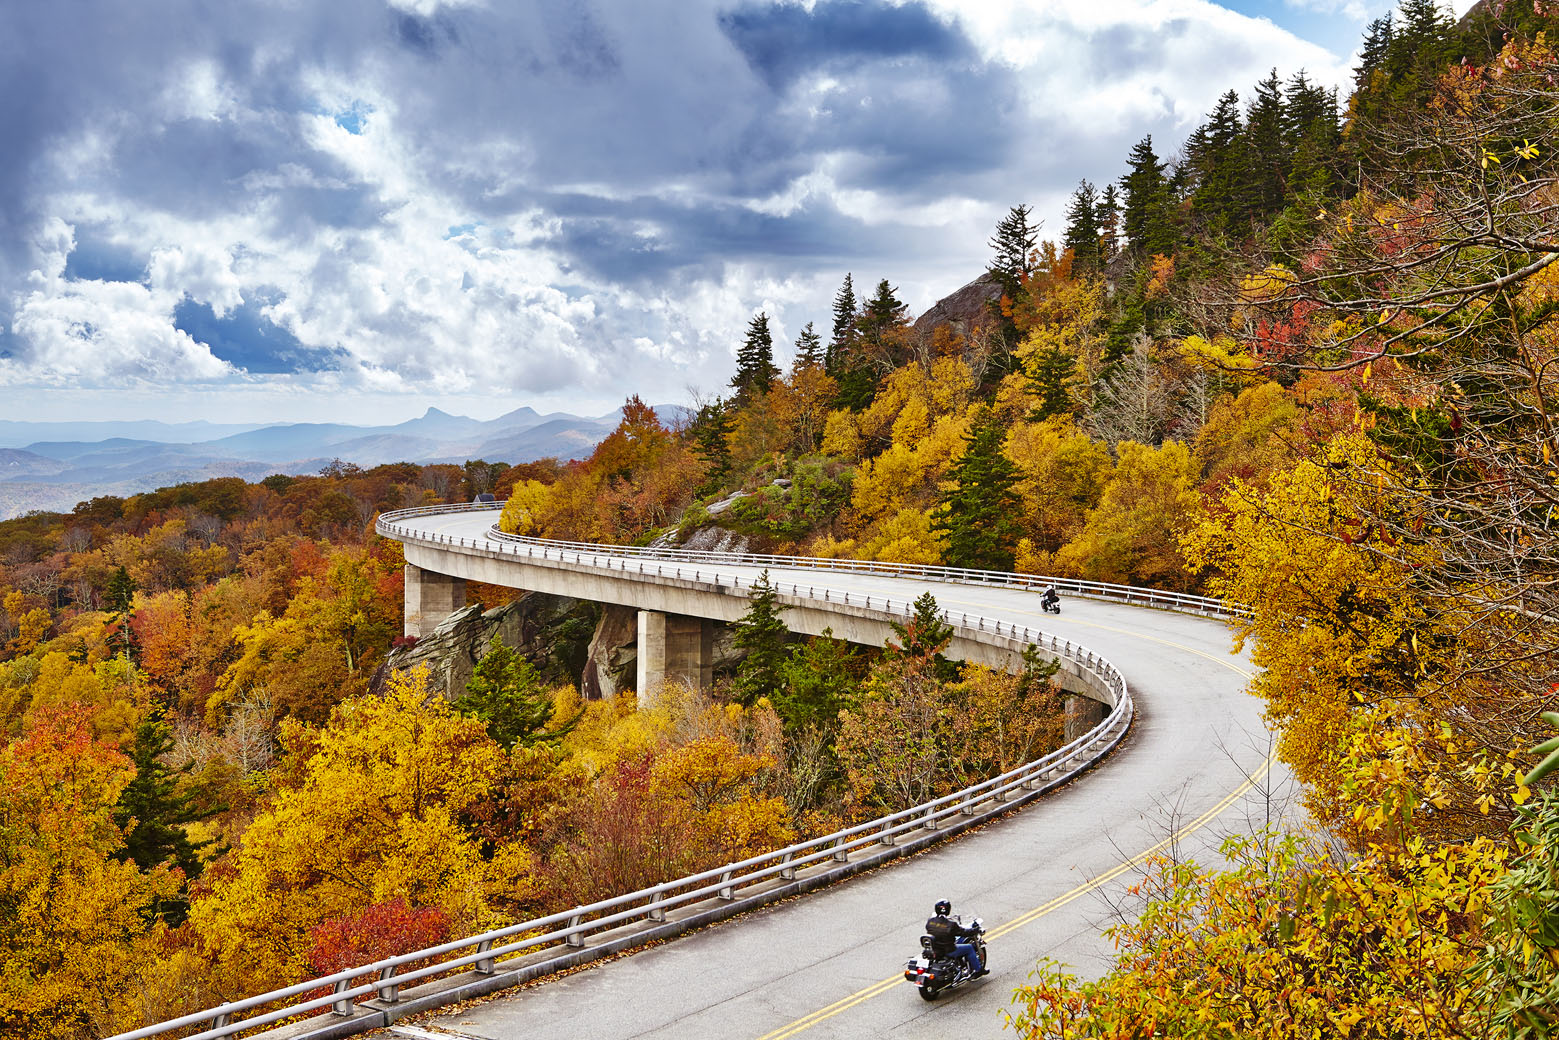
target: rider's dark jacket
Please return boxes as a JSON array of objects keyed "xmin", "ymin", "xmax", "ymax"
[{"xmin": 924, "ymin": 913, "xmax": 978, "ymax": 957}]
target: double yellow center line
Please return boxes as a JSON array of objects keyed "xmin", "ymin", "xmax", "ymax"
[{"xmin": 754, "ymin": 624, "xmax": 1263, "ymax": 1040}]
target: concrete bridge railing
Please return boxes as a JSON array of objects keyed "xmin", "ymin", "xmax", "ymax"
[{"xmin": 110, "ymin": 503, "xmax": 1191, "ymax": 1040}]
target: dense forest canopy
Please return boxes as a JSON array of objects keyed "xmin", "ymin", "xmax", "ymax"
[{"xmin": 4, "ymin": 2, "xmax": 1559, "ymax": 1036}]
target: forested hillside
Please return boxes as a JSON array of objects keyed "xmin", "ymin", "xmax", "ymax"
[{"xmin": 4, "ymin": 1, "xmax": 1559, "ymax": 1036}]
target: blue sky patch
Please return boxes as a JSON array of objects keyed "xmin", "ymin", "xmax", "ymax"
[{"xmin": 173, "ymin": 297, "xmax": 346, "ymax": 374}]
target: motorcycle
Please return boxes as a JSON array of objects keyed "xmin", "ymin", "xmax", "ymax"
[
  {"xmin": 903, "ymin": 917, "xmax": 987, "ymax": 1001},
  {"xmin": 1041, "ymin": 591, "xmax": 1062, "ymax": 614}
]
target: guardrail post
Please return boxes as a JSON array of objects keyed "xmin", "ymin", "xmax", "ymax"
[
  {"xmin": 923, "ymin": 806, "xmax": 938, "ymax": 830},
  {"xmin": 832, "ymin": 836, "xmax": 848, "ymax": 862},
  {"xmin": 211, "ymin": 1012, "xmax": 232, "ymax": 1030},
  {"xmin": 878, "ymin": 825, "xmax": 895, "ymax": 846},
  {"xmin": 566, "ymin": 914, "xmax": 586, "ymax": 947},
  {"xmin": 475, "ymin": 938, "xmax": 495, "ymax": 974},
  {"xmin": 779, "ymin": 851, "xmax": 797, "ymax": 880},
  {"xmin": 648, "ymin": 886, "xmax": 667, "ymax": 921},
  {"xmin": 377, "ymin": 965, "xmax": 400, "ymax": 1003},
  {"xmin": 332, "ymin": 979, "xmax": 353, "ymax": 1016},
  {"xmin": 719, "ymin": 870, "xmax": 735, "ymax": 900}
]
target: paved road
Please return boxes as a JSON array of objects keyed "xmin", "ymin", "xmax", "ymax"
[{"xmin": 388, "ymin": 512, "xmax": 1285, "ymax": 1040}]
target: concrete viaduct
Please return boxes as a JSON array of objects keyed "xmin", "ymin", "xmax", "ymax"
[
  {"xmin": 393, "ymin": 504, "xmax": 1136, "ymax": 724},
  {"xmin": 111, "ymin": 505, "xmax": 1274, "ymax": 1040}
]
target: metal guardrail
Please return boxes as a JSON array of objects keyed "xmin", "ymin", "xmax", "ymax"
[
  {"xmin": 376, "ymin": 502, "xmax": 1235, "ymax": 619},
  {"xmin": 114, "ymin": 500, "xmax": 1205, "ymax": 1040}
]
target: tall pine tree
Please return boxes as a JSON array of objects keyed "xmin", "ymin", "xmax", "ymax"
[
  {"xmin": 113, "ymin": 709, "xmax": 221, "ymax": 924},
  {"xmin": 1063, "ymin": 180, "xmax": 1103, "ymax": 273},
  {"xmin": 1120, "ymin": 136, "xmax": 1176, "ymax": 257},
  {"xmin": 930, "ymin": 406, "xmax": 1022, "ymax": 572},
  {"xmin": 793, "ymin": 321, "xmax": 823, "ymax": 370},
  {"xmin": 988, "ymin": 203, "xmax": 1039, "ymax": 293},
  {"xmin": 827, "ymin": 273, "xmax": 858, "ymax": 376},
  {"xmin": 731, "ymin": 312, "xmax": 778, "ymax": 399},
  {"xmin": 734, "ymin": 570, "xmax": 789, "ymax": 706}
]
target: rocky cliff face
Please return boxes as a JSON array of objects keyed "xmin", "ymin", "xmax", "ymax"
[
  {"xmin": 910, "ymin": 271, "xmax": 1002, "ymax": 342},
  {"xmin": 378, "ymin": 592, "xmax": 599, "ymax": 700}
]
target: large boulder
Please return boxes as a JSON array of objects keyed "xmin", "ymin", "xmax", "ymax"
[
  {"xmin": 910, "ymin": 271, "xmax": 1003, "ymax": 342},
  {"xmin": 377, "ymin": 592, "xmax": 599, "ymax": 700}
]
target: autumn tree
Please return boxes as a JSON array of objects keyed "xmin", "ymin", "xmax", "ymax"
[
  {"xmin": 0, "ymin": 708, "xmax": 178, "ymax": 1040},
  {"xmin": 188, "ymin": 670, "xmax": 510, "ymax": 995}
]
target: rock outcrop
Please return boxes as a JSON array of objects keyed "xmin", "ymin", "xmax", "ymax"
[
  {"xmin": 378, "ymin": 592, "xmax": 599, "ymax": 700},
  {"xmin": 581, "ymin": 604, "xmax": 638, "ymax": 700},
  {"xmin": 910, "ymin": 271, "xmax": 1002, "ymax": 342}
]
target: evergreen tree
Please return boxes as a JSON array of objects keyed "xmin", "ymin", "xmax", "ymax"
[
  {"xmin": 455, "ymin": 636, "xmax": 577, "ymax": 749},
  {"xmin": 987, "ymin": 204, "xmax": 1040, "ymax": 376},
  {"xmin": 857, "ymin": 278, "xmax": 908, "ymax": 342},
  {"xmin": 827, "ymin": 273, "xmax": 858, "ymax": 376},
  {"xmin": 1186, "ymin": 90, "xmax": 1251, "ymax": 233},
  {"xmin": 988, "ymin": 203, "xmax": 1039, "ymax": 292},
  {"xmin": 888, "ymin": 591, "xmax": 958, "ymax": 680},
  {"xmin": 1355, "ymin": 13, "xmax": 1394, "ymax": 91},
  {"xmin": 105, "ymin": 564, "xmax": 138, "ymax": 660},
  {"xmin": 1098, "ymin": 183, "xmax": 1122, "ymax": 264},
  {"xmin": 731, "ymin": 312, "xmax": 778, "ymax": 399},
  {"xmin": 774, "ymin": 627, "xmax": 862, "ymax": 731},
  {"xmin": 113, "ymin": 709, "xmax": 220, "ymax": 924},
  {"xmin": 734, "ymin": 570, "xmax": 789, "ymax": 706},
  {"xmin": 1245, "ymin": 69, "xmax": 1288, "ymax": 218},
  {"xmin": 1120, "ymin": 136, "xmax": 1176, "ymax": 256},
  {"xmin": 1025, "ymin": 345, "xmax": 1078, "ymax": 421},
  {"xmin": 793, "ymin": 321, "xmax": 823, "ymax": 370},
  {"xmin": 930, "ymin": 406, "xmax": 1022, "ymax": 572},
  {"xmin": 689, "ymin": 398, "xmax": 734, "ymax": 496},
  {"xmin": 1064, "ymin": 180, "xmax": 1103, "ymax": 273}
]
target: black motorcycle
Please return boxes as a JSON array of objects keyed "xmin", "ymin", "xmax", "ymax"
[
  {"xmin": 1041, "ymin": 590, "xmax": 1062, "ymax": 614},
  {"xmin": 903, "ymin": 917, "xmax": 987, "ymax": 1001}
]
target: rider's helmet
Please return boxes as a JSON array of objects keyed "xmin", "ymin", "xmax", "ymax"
[{"xmin": 934, "ymin": 899, "xmax": 951, "ymax": 916}]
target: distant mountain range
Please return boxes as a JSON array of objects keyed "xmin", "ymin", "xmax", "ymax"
[{"xmin": 0, "ymin": 404, "xmax": 686, "ymax": 520}]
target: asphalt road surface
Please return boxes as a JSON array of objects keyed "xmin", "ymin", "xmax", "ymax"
[{"xmin": 388, "ymin": 511, "xmax": 1287, "ymax": 1040}]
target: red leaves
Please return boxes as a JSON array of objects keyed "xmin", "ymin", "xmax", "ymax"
[{"xmin": 305, "ymin": 897, "xmax": 451, "ymax": 978}]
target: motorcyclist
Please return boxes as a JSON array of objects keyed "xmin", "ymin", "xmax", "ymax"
[
  {"xmin": 1041, "ymin": 585, "xmax": 1060, "ymax": 612},
  {"xmin": 925, "ymin": 899, "xmax": 986, "ymax": 977}
]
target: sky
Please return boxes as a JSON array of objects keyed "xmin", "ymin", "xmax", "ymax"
[{"xmin": 0, "ymin": 0, "xmax": 1478, "ymax": 427}]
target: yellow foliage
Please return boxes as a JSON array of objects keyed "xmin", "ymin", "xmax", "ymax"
[
  {"xmin": 0, "ymin": 708, "xmax": 179, "ymax": 1039},
  {"xmin": 858, "ymin": 508, "xmax": 943, "ymax": 565},
  {"xmin": 498, "ymin": 479, "xmax": 551, "ymax": 536},
  {"xmin": 819, "ymin": 408, "xmax": 862, "ymax": 459},
  {"xmin": 1055, "ymin": 440, "xmax": 1199, "ymax": 586},
  {"xmin": 19, "ymin": 652, "xmax": 146, "ymax": 745},
  {"xmin": 1179, "ymin": 333, "xmax": 1260, "ymax": 376},
  {"xmin": 1181, "ymin": 433, "xmax": 1450, "ymax": 833},
  {"xmin": 187, "ymin": 669, "xmax": 505, "ymax": 994},
  {"xmin": 1004, "ymin": 416, "xmax": 1113, "ymax": 554},
  {"xmin": 1192, "ymin": 381, "xmax": 1301, "ymax": 487}
]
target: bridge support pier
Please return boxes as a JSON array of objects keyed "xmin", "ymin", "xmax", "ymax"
[
  {"xmin": 405, "ymin": 564, "xmax": 466, "ymax": 639},
  {"xmin": 636, "ymin": 610, "xmax": 713, "ymax": 706},
  {"xmin": 1064, "ymin": 694, "xmax": 1108, "ymax": 743}
]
